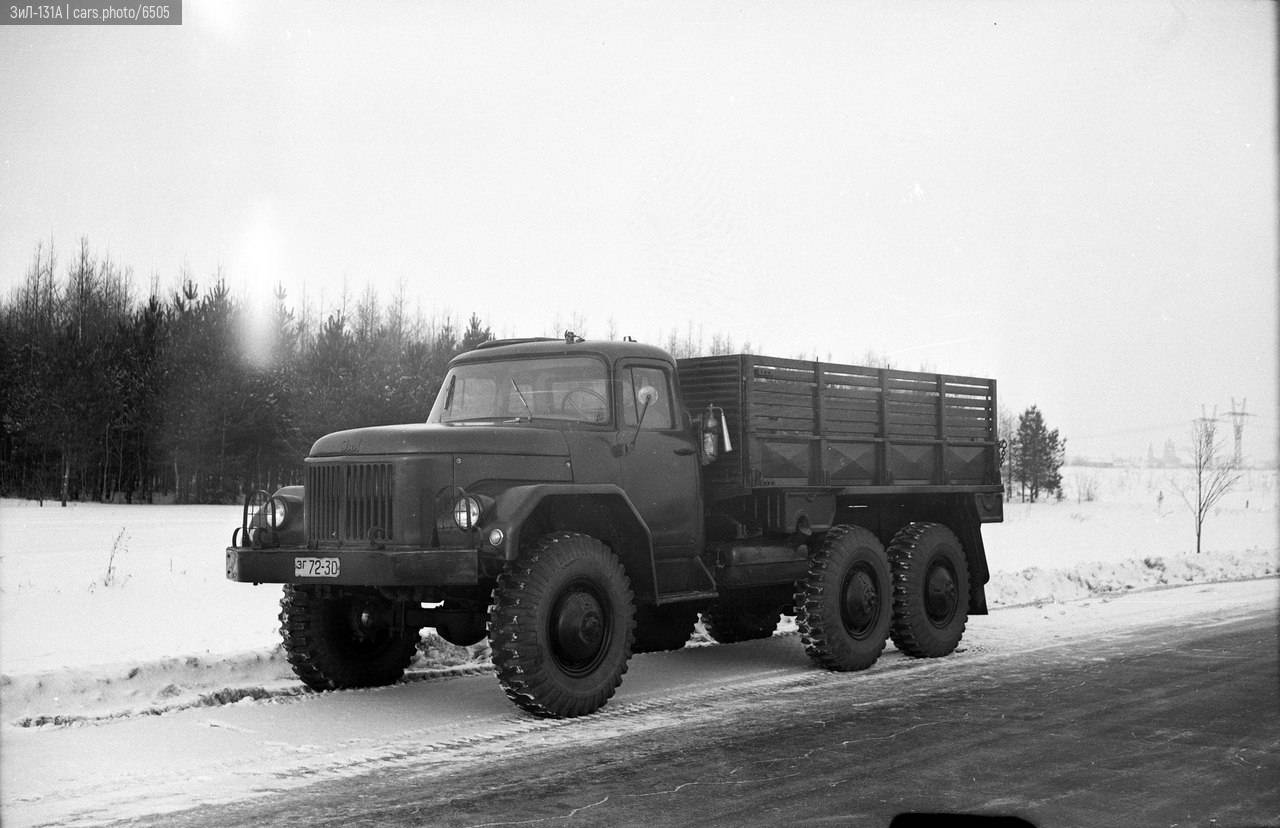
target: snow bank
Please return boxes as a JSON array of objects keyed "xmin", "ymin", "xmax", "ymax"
[
  {"xmin": 987, "ymin": 548, "xmax": 1278, "ymax": 608},
  {"xmin": 2, "ymin": 466, "xmax": 1275, "ymax": 726}
]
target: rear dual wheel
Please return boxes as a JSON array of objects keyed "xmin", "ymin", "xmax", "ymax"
[
  {"xmin": 887, "ymin": 522, "xmax": 970, "ymax": 658},
  {"xmin": 795, "ymin": 524, "xmax": 892, "ymax": 671},
  {"xmin": 796, "ymin": 521, "xmax": 971, "ymax": 670}
]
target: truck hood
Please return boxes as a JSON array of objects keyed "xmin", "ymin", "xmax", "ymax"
[{"xmin": 309, "ymin": 423, "xmax": 570, "ymax": 458}]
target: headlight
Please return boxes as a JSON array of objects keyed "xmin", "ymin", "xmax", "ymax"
[
  {"xmin": 250, "ymin": 496, "xmax": 289, "ymax": 529},
  {"xmin": 266, "ymin": 497, "xmax": 288, "ymax": 528},
  {"xmin": 453, "ymin": 495, "xmax": 482, "ymax": 530}
]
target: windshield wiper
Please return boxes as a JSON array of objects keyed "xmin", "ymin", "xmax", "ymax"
[{"xmin": 510, "ymin": 379, "xmax": 534, "ymax": 421}]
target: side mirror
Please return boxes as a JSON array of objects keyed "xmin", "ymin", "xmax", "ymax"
[{"xmin": 618, "ymin": 386, "xmax": 661, "ymax": 455}]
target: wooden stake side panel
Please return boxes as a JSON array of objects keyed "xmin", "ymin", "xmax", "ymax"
[{"xmin": 677, "ymin": 354, "xmax": 999, "ymax": 496}]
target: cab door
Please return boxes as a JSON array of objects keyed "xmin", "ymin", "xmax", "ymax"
[{"xmin": 616, "ymin": 361, "xmax": 703, "ymax": 558}]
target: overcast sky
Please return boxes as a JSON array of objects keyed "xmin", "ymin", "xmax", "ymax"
[{"xmin": 1, "ymin": 1, "xmax": 1275, "ymax": 462}]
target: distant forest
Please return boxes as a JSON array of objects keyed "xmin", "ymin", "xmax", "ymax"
[
  {"xmin": 0, "ymin": 239, "xmax": 903, "ymax": 506},
  {"xmin": 0, "ymin": 240, "xmax": 763, "ymax": 505},
  {"xmin": 0, "ymin": 239, "xmax": 500, "ymax": 505}
]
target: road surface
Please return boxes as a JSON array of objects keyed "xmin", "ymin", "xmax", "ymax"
[{"xmin": 5, "ymin": 579, "xmax": 1277, "ymax": 827}]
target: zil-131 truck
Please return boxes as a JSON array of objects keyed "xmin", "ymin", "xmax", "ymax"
[{"xmin": 226, "ymin": 335, "xmax": 1003, "ymax": 717}]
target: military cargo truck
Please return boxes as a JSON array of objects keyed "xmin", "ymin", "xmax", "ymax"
[{"xmin": 227, "ymin": 335, "xmax": 1003, "ymax": 717}]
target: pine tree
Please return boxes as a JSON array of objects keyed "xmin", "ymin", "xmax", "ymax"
[
  {"xmin": 460, "ymin": 312, "xmax": 493, "ymax": 352},
  {"xmin": 1012, "ymin": 405, "xmax": 1065, "ymax": 503}
]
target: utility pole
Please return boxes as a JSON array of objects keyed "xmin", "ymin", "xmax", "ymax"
[{"xmin": 1227, "ymin": 398, "xmax": 1255, "ymax": 467}]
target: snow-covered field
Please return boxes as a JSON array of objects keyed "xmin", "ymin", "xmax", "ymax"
[{"xmin": 1, "ymin": 466, "xmax": 1276, "ymax": 727}]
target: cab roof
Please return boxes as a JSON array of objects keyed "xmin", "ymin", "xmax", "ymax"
[{"xmin": 451, "ymin": 337, "xmax": 675, "ymax": 368}]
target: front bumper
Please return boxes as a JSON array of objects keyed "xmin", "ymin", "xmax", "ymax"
[{"xmin": 226, "ymin": 544, "xmax": 496, "ymax": 586}]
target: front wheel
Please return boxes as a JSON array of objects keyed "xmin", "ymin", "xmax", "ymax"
[
  {"xmin": 795, "ymin": 524, "xmax": 892, "ymax": 671},
  {"xmin": 489, "ymin": 532, "xmax": 635, "ymax": 717},
  {"xmin": 887, "ymin": 522, "xmax": 970, "ymax": 658},
  {"xmin": 278, "ymin": 585, "xmax": 420, "ymax": 691}
]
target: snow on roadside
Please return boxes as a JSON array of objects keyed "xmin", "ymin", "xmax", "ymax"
[
  {"xmin": 1, "ymin": 466, "xmax": 1276, "ymax": 726},
  {"xmin": 987, "ymin": 547, "xmax": 1277, "ymax": 608}
]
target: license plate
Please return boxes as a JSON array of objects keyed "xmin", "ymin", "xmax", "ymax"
[{"xmin": 294, "ymin": 557, "xmax": 340, "ymax": 578}]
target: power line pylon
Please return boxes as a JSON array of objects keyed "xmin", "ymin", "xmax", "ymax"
[{"xmin": 1227, "ymin": 398, "xmax": 1255, "ymax": 467}]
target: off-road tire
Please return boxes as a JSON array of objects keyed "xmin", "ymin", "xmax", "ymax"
[
  {"xmin": 795, "ymin": 524, "xmax": 892, "ymax": 671},
  {"xmin": 701, "ymin": 598, "xmax": 782, "ymax": 644},
  {"xmin": 489, "ymin": 532, "xmax": 635, "ymax": 718},
  {"xmin": 632, "ymin": 603, "xmax": 699, "ymax": 653},
  {"xmin": 279, "ymin": 584, "xmax": 420, "ymax": 691},
  {"xmin": 887, "ymin": 522, "xmax": 970, "ymax": 658}
]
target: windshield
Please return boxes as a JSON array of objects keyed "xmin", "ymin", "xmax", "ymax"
[{"xmin": 428, "ymin": 356, "xmax": 612, "ymax": 425}]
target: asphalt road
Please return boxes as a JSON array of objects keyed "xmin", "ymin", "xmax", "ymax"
[{"xmin": 133, "ymin": 595, "xmax": 1279, "ymax": 828}]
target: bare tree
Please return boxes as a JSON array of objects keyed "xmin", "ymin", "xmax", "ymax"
[
  {"xmin": 860, "ymin": 349, "xmax": 896, "ymax": 370},
  {"xmin": 709, "ymin": 331, "xmax": 736, "ymax": 355},
  {"xmin": 1171, "ymin": 415, "xmax": 1241, "ymax": 555},
  {"xmin": 1073, "ymin": 471, "xmax": 1099, "ymax": 503},
  {"xmin": 549, "ymin": 311, "xmax": 589, "ymax": 340},
  {"xmin": 664, "ymin": 321, "xmax": 703, "ymax": 358}
]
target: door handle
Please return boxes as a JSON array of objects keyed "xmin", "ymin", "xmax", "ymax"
[{"xmin": 674, "ymin": 447, "xmax": 696, "ymax": 456}]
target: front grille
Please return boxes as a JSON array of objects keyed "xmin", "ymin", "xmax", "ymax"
[{"xmin": 306, "ymin": 462, "xmax": 394, "ymax": 545}]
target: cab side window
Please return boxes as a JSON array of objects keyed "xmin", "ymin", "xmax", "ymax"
[{"xmin": 621, "ymin": 366, "xmax": 674, "ymax": 430}]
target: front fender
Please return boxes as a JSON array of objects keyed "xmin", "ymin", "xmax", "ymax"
[
  {"xmin": 483, "ymin": 483, "xmax": 658, "ymax": 601},
  {"xmin": 233, "ymin": 486, "xmax": 306, "ymax": 549}
]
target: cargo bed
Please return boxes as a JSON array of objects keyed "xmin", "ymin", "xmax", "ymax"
[{"xmin": 677, "ymin": 355, "xmax": 1002, "ymax": 502}]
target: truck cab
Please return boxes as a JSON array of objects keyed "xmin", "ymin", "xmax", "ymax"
[{"xmin": 432, "ymin": 337, "xmax": 711, "ymax": 597}]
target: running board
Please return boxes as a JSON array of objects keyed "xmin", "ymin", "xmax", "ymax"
[
  {"xmin": 652, "ymin": 556, "xmax": 718, "ymax": 605},
  {"xmin": 653, "ymin": 589, "xmax": 718, "ymax": 606}
]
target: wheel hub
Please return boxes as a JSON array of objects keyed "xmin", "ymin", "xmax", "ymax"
[
  {"xmin": 841, "ymin": 565, "xmax": 881, "ymax": 639},
  {"xmin": 925, "ymin": 559, "xmax": 959, "ymax": 627},
  {"xmin": 348, "ymin": 599, "xmax": 392, "ymax": 645},
  {"xmin": 552, "ymin": 588, "xmax": 607, "ymax": 670}
]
